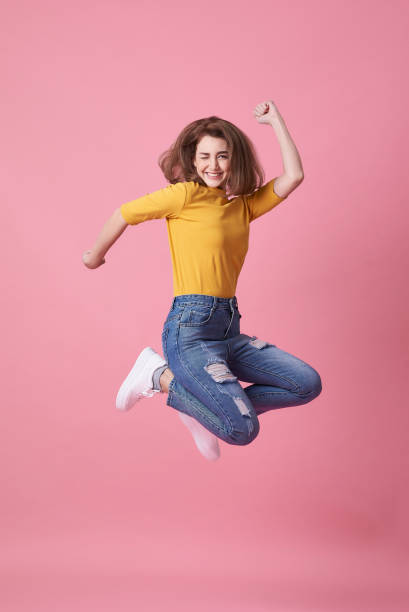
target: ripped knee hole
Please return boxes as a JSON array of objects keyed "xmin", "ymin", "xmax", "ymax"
[
  {"xmin": 204, "ymin": 362, "xmax": 237, "ymax": 383},
  {"xmin": 249, "ymin": 336, "xmax": 269, "ymax": 349}
]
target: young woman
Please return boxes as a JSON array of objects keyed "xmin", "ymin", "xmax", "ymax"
[{"xmin": 82, "ymin": 100, "xmax": 322, "ymax": 461}]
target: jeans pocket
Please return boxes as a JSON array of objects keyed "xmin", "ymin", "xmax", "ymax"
[{"xmin": 180, "ymin": 305, "xmax": 214, "ymax": 327}]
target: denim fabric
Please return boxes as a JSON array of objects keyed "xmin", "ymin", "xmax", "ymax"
[{"xmin": 162, "ymin": 294, "xmax": 322, "ymax": 446}]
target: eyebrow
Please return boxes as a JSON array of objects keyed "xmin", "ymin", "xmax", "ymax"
[{"xmin": 198, "ymin": 150, "xmax": 229, "ymax": 155}]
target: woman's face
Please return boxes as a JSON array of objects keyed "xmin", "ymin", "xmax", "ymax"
[{"xmin": 193, "ymin": 135, "xmax": 231, "ymax": 189}]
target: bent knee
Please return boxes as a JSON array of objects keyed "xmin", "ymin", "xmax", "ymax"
[
  {"xmin": 225, "ymin": 417, "xmax": 260, "ymax": 446},
  {"xmin": 297, "ymin": 368, "xmax": 322, "ymax": 401}
]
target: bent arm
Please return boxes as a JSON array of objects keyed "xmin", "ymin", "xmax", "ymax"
[
  {"xmin": 269, "ymin": 109, "xmax": 304, "ymax": 198},
  {"xmin": 89, "ymin": 207, "xmax": 128, "ymax": 261}
]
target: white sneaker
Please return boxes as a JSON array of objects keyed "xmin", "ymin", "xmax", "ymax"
[
  {"xmin": 116, "ymin": 347, "xmax": 167, "ymax": 411},
  {"xmin": 178, "ymin": 412, "xmax": 221, "ymax": 461}
]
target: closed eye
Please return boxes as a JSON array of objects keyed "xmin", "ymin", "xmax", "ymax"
[{"xmin": 200, "ymin": 155, "xmax": 229, "ymax": 159}]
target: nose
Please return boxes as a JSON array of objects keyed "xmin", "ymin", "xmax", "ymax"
[{"xmin": 208, "ymin": 161, "xmax": 221, "ymax": 171}]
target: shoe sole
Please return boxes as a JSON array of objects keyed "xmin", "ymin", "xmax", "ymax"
[{"xmin": 116, "ymin": 347, "xmax": 162, "ymax": 411}]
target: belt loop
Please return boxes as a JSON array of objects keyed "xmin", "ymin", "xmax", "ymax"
[{"xmin": 171, "ymin": 296, "xmax": 176, "ymax": 308}]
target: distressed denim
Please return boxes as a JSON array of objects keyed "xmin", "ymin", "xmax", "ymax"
[{"xmin": 162, "ymin": 294, "xmax": 322, "ymax": 446}]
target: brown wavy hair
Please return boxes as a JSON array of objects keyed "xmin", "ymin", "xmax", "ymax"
[{"xmin": 158, "ymin": 116, "xmax": 265, "ymax": 197}]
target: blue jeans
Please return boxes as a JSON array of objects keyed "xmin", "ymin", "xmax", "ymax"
[{"xmin": 162, "ymin": 294, "xmax": 322, "ymax": 446}]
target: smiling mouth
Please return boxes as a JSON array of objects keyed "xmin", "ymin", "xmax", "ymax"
[{"xmin": 206, "ymin": 172, "xmax": 223, "ymax": 178}]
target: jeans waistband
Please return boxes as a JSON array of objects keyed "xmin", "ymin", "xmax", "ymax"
[{"xmin": 172, "ymin": 294, "xmax": 238, "ymax": 309}]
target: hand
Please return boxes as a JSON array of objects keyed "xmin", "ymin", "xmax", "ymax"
[
  {"xmin": 82, "ymin": 250, "xmax": 105, "ymax": 269},
  {"xmin": 253, "ymin": 100, "xmax": 280, "ymax": 125}
]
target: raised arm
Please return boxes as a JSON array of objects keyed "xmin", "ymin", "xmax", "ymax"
[
  {"xmin": 82, "ymin": 208, "xmax": 128, "ymax": 269},
  {"xmin": 253, "ymin": 99, "xmax": 304, "ymax": 198}
]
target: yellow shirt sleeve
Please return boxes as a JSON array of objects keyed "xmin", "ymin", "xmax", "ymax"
[
  {"xmin": 120, "ymin": 181, "xmax": 188, "ymax": 225},
  {"xmin": 246, "ymin": 177, "xmax": 288, "ymax": 222}
]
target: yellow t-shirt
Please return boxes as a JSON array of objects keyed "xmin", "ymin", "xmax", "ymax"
[{"xmin": 120, "ymin": 178, "xmax": 288, "ymax": 298}]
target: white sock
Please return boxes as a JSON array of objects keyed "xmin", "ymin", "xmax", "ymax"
[{"xmin": 177, "ymin": 412, "xmax": 220, "ymax": 461}]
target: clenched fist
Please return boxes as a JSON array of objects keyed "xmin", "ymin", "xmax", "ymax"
[{"xmin": 253, "ymin": 100, "xmax": 280, "ymax": 125}]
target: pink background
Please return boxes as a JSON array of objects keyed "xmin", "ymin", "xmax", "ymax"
[{"xmin": 2, "ymin": 0, "xmax": 408, "ymax": 610}]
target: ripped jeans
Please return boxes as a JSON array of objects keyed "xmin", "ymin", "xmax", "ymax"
[{"xmin": 162, "ymin": 294, "xmax": 322, "ymax": 446}]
